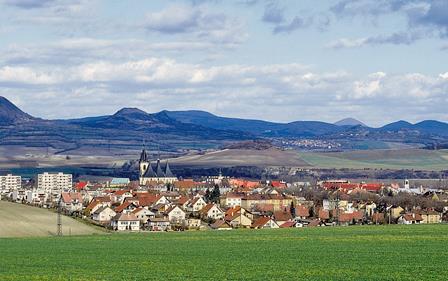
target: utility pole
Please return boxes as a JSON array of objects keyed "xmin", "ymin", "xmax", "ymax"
[
  {"xmin": 57, "ymin": 195, "xmax": 62, "ymax": 236},
  {"xmin": 334, "ymin": 191, "xmax": 340, "ymax": 226}
]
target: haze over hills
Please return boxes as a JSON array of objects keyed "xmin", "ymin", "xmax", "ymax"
[{"xmin": 1, "ymin": 96, "xmax": 448, "ymax": 155}]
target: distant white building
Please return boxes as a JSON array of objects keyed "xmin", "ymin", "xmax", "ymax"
[
  {"xmin": 0, "ymin": 174, "xmax": 21, "ymax": 195},
  {"xmin": 37, "ymin": 172, "xmax": 72, "ymax": 191}
]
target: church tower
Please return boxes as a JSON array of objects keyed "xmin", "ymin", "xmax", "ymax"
[{"xmin": 139, "ymin": 149, "xmax": 149, "ymax": 177}]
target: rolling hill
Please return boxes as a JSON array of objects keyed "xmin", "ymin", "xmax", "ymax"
[{"xmin": 1, "ymin": 96, "xmax": 448, "ymax": 156}]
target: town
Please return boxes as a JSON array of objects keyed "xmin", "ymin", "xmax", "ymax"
[{"xmin": 1, "ymin": 148, "xmax": 447, "ymax": 232}]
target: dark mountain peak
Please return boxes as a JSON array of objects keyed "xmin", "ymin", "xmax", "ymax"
[
  {"xmin": 334, "ymin": 118, "xmax": 367, "ymax": 127},
  {"xmin": 0, "ymin": 96, "xmax": 35, "ymax": 125},
  {"xmin": 381, "ymin": 120, "xmax": 413, "ymax": 130},
  {"xmin": 113, "ymin": 107, "xmax": 148, "ymax": 117}
]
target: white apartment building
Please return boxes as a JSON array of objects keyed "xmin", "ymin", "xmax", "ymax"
[
  {"xmin": 37, "ymin": 172, "xmax": 72, "ymax": 191},
  {"xmin": 0, "ymin": 174, "xmax": 21, "ymax": 195}
]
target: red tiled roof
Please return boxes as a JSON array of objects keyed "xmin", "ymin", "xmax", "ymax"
[
  {"xmin": 75, "ymin": 181, "xmax": 88, "ymax": 191},
  {"xmin": 61, "ymin": 192, "xmax": 82, "ymax": 204},
  {"xmin": 251, "ymin": 216, "xmax": 272, "ymax": 228},
  {"xmin": 279, "ymin": 221, "xmax": 295, "ymax": 228},
  {"xmin": 115, "ymin": 201, "xmax": 134, "ymax": 213},
  {"xmin": 273, "ymin": 211, "xmax": 292, "ymax": 222}
]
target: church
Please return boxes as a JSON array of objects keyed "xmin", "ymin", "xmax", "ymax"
[{"xmin": 138, "ymin": 149, "xmax": 177, "ymax": 185}]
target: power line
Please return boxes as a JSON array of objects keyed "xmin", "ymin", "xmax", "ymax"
[{"xmin": 57, "ymin": 195, "xmax": 62, "ymax": 236}]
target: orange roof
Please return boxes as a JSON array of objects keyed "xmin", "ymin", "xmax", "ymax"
[
  {"xmin": 61, "ymin": 192, "xmax": 82, "ymax": 204},
  {"xmin": 229, "ymin": 179, "xmax": 260, "ymax": 189},
  {"xmin": 114, "ymin": 189, "xmax": 131, "ymax": 196},
  {"xmin": 279, "ymin": 221, "xmax": 295, "ymax": 228},
  {"xmin": 114, "ymin": 201, "xmax": 135, "ymax": 213},
  {"xmin": 251, "ymin": 216, "xmax": 272, "ymax": 228},
  {"xmin": 200, "ymin": 203, "xmax": 215, "ymax": 215},
  {"xmin": 273, "ymin": 211, "xmax": 292, "ymax": 222},
  {"xmin": 225, "ymin": 206, "xmax": 241, "ymax": 217}
]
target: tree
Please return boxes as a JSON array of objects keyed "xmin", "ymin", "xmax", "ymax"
[
  {"xmin": 289, "ymin": 201, "xmax": 295, "ymax": 217},
  {"xmin": 211, "ymin": 184, "xmax": 220, "ymax": 203},
  {"xmin": 205, "ymin": 188, "xmax": 211, "ymax": 202}
]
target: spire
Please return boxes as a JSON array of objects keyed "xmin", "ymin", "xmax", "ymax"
[
  {"xmin": 156, "ymin": 159, "xmax": 165, "ymax": 177},
  {"xmin": 165, "ymin": 161, "xmax": 174, "ymax": 178},
  {"xmin": 139, "ymin": 148, "xmax": 148, "ymax": 162}
]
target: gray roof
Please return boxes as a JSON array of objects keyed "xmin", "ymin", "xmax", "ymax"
[
  {"xmin": 155, "ymin": 160, "xmax": 165, "ymax": 177},
  {"xmin": 143, "ymin": 164, "xmax": 157, "ymax": 178},
  {"xmin": 164, "ymin": 162, "xmax": 174, "ymax": 177}
]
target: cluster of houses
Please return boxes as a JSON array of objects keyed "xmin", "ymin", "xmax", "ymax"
[
  {"xmin": 2, "ymin": 155, "xmax": 448, "ymax": 231},
  {"xmin": 49, "ymin": 177, "xmax": 447, "ymax": 231}
]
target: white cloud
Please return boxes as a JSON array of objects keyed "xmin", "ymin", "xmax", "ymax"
[{"xmin": 144, "ymin": 4, "xmax": 247, "ymax": 45}]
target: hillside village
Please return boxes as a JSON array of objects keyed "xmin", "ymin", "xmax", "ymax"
[{"xmin": 1, "ymin": 150, "xmax": 448, "ymax": 232}]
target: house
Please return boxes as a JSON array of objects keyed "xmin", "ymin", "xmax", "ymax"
[
  {"xmin": 211, "ymin": 220, "xmax": 232, "ymax": 230},
  {"xmin": 279, "ymin": 221, "xmax": 297, "ymax": 228},
  {"xmin": 388, "ymin": 205, "xmax": 404, "ymax": 220},
  {"xmin": 92, "ymin": 206, "xmax": 116, "ymax": 223},
  {"xmin": 419, "ymin": 210, "xmax": 441, "ymax": 224},
  {"xmin": 307, "ymin": 219, "xmax": 326, "ymax": 227},
  {"xmin": 85, "ymin": 197, "xmax": 111, "ymax": 215},
  {"xmin": 224, "ymin": 192, "xmax": 243, "ymax": 207},
  {"xmin": 318, "ymin": 209, "xmax": 330, "ymax": 222},
  {"xmin": 273, "ymin": 211, "xmax": 292, "ymax": 226},
  {"xmin": 186, "ymin": 197, "xmax": 207, "ymax": 213},
  {"xmin": 112, "ymin": 189, "xmax": 133, "ymax": 204},
  {"xmin": 111, "ymin": 213, "xmax": 140, "ymax": 231},
  {"xmin": 295, "ymin": 205, "xmax": 310, "ymax": 220},
  {"xmin": 114, "ymin": 201, "xmax": 138, "ymax": 214},
  {"xmin": 165, "ymin": 205, "xmax": 186, "ymax": 223},
  {"xmin": 200, "ymin": 203, "xmax": 224, "ymax": 220},
  {"xmin": 224, "ymin": 211, "xmax": 252, "ymax": 228},
  {"xmin": 187, "ymin": 218, "xmax": 202, "ymax": 230},
  {"xmin": 61, "ymin": 192, "xmax": 83, "ymax": 214},
  {"xmin": 371, "ymin": 213, "xmax": 385, "ymax": 224},
  {"xmin": 147, "ymin": 218, "xmax": 170, "ymax": 231},
  {"xmin": 251, "ymin": 216, "xmax": 279, "ymax": 229},
  {"xmin": 109, "ymin": 178, "xmax": 130, "ymax": 188},
  {"xmin": 398, "ymin": 213, "xmax": 423, "ymax": 224},
  {"xmin": 132, "ymin": 207, "xmax": 155, "ymax": 224}
]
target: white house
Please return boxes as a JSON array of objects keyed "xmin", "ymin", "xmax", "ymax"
[
  {"xmin": 165, "ymin": 205, "xmax": 186, "ymax": 223},
  {"xmin": 147, "ymin": 218, "xmax": 170, "ymax": 231},
  {"xmin": 251, "ymin": 216, "xmax": 279, "ymax": 229},
  {"xmin": 398, "ymin": 213, "xmax": 423, "ymax": 225},
  {"xmin": 92, "ymin": 206, "xmax": 116, "ymax": 223},
  {"xmin": 186, "ymin": 197, "xmax": 207, "ymax": 213},
  {"xmin": 111, "ymin": 213, "xmax": 140, "ymax": 231},
  {"xmin": 61, "ymin": 192, "xmax": 83, "ymax": 214},
  {"xmin": 200, "ymin": 203, "xmax": 224, "ymax": 220},
  {"xmin": 132, "ymin": 207, "xmax": 155, "ymax": 224},
  {"xmin": 224, "ymin": 193, "xmax": 242, "ymax": 207}
]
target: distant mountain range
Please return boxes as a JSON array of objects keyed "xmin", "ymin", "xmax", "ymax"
[{"xmin": 1, "ymin": 96, "xmax": 448, "ymax": 154}]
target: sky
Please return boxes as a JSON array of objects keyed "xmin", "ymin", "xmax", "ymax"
[{"xmin": 0, "ymin": 0, "xmax": 447, "ymax": 127}]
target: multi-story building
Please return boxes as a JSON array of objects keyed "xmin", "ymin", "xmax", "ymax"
[
  {"xmin": 37, "ymin": 172, "xmax": 72, "ymax": 191},
  {"xmin": 0, "ymin": 174, "xmax": 21, "ymax": 195}
]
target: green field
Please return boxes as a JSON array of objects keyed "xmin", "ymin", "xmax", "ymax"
[
  {"xmin": 1, "ymin": 225, "xmax": 448, "ymax": 280},
  {"xmin": 299, "ymin": 149, "xmax": 448, "ymax": 170}
]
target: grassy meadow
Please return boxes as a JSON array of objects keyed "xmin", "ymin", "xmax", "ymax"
[{"xmin": 1, "ymin": 225, "xmax": 448, "ymax": 280}]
